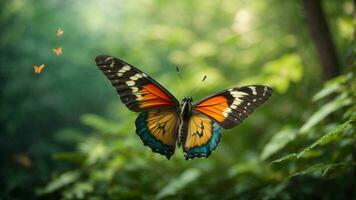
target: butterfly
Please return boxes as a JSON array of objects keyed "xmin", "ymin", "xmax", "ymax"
[
  {"xmin": 53, "ymin": 47, "xmax": 63, "ymax": 55},
  {"xmin": 56, "ymin": 28, "xmax": 64, "ymax": 38},
  {"xmin": 33, "ymin": 64, "xmax": 45, "ymax": 74},
  {"xmin": 95, "ymin": 55, "xmax": 273, "ymax": 160}
]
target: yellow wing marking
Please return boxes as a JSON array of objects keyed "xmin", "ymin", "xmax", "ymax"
[
  {"xmin": 184, "ymin": 114, "xmax": 213, "ymax": 149},
  {"xmin": 146, "ymin": 110, "xmax": 178, "ymax": 145}
]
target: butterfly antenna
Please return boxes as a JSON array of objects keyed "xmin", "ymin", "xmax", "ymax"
[
  {"xmin": 176, "ymin": 66, "xmax": 187, "ymax": 98},
  {"xmin": 190, "ymin": 75, "xmax": 208, "ymax": 95}
]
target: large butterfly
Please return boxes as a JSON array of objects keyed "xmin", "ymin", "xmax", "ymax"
[{"xmin": 95, "ymin": 55, "xmax": 273, "ymax": 160}]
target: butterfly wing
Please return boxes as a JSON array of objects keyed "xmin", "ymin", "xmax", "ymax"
[
  {"xmin": 183, "ymin": 112, "xmax": 222, "ymax": 160},
  {"xmin": 53, "ymin": 47, "xmax": 62, "ymax": 55},
  {"xmin": 34, "ymin": 64, "xmax": 45, "ymax": 74},
  {"xmin": 135, "ymin": 109, "xmax": 179, "ymax": 159},
  {"xmin": 193, "ymin": 85, "xmax": 273, "ymax": 129},
  {"xmin": 96, "ymin": 55, "xmax": 180, "ymax": 158},
  {"xmin": 95, "ymin": 55, "xmax": 179, "ymax": 112},
  {"xmin": 56, "ymin": 28, "xmax": 64, "ymax": 37}
]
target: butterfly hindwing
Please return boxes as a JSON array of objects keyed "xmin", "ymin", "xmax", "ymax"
[
  {"xmin": 95, "ymin": 55, "xmax": 179, "ymax": 112},
  {"xmin": 194, "ymin": 85, "xmax": 273, "ymax": 129},
  {"xmin": 135, "ymin": 109, "xmax": 178, "ymax": 159},
  {"xmin": 183, "ymin": 113, "xmax": 222, "ymax": 160}
]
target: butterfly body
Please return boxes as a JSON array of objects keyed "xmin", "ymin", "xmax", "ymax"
[
  {"xmin": 95, "ymin": 55, "xmax": 273, "ymax": 160},
  {"xmin": 177, "ymin": 96, "xmax": 193, "ymax": 147}
]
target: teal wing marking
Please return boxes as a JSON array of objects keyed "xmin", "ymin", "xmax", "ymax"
[
  {"xmin": 184, "ymin": 122, "xmax": 222, "ymax": 160},
  {"xmin": 135, "ymin": 112, "xmax": 176, "ymax": 159}
]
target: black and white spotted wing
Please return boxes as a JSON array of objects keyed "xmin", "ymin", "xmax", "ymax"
[
  {"xmin": 193, "ymin": 85, "xmax": 273, "ymax": 129},
  {"xmin": 95, "ymin": 55, "xmax": 179, "ymax": 112}
]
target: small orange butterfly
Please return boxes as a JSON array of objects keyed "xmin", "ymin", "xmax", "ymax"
[
  {"xmin": 56, "ymin": 28, "xmax": 64, "ymax": 37},
  {"xmin": 53, "ymin": 47, "xmax": 63, "ymax": 55},
  {"xmin": 33, "ymin": 64, "xmax": 45, "ymax": 74}
]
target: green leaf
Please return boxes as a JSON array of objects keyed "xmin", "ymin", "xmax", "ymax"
[
  {"xmin": 228, "ymin": 160, "xmax": 260, "ymax": 177},
  {"xmin": 63, "ymin": 182, "xmax": 93, "ymax": 200},
  {"xmin": 297, "ymin": 150, "xmax": 322, "ymax": 159},
  {"xmin": 52, "ymin": 152, "xmax": 87, "ymax": 164},
  {"xmin": 272, "ymin": 120, "xmax": 352, "ymax": 164},
  {"xmin": 270, "ymin": 153, "xmax": 298, "ymax": 164},
  {"xmin": 289, "ymin": 162, "xmax": 351, "ymax": 178},
  {"xmin": 300, "ymin": 94, "xmax": 352, "ymax": 133},
  {"xmin": 298, "ymin": 120, "xmax": 352, "ymax": 158},
  {"xmin": 80, "ymin": 138, "xmax": 109, "ymax": 165},
  {"xmin": 156, "ymin": 168, "xmax": 201, "ymax": 199},
  {"xmin": 53, "ymin": 129, "xmax": 86, "ymax": 143},
  {"xmin": 312, "ymin": 75, "xmax": 347, "ymax": 102},
  {"xmin": 265, "ymin": 54, "xmax": 303, "ymax": 82},
  {"xmin": 263, "ymin": 54, "xmax": 303, "ymax": 93},
  {"xmin": 38, "ymin": 171, "xmax": 80, "ymax": 195},
  {"xmin": 81, "ymin": 114, "xmax": 122, "ymax": 135},
  {"xmin": 261, "ymin": 127, "xmax": 298, "ymax": 160},
  {"xmin": 312, "ymin": 83, "xmax": 340, "ymax": 102}
]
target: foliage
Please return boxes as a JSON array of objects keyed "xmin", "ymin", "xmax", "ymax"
[
  {"xmin": 37, "ymin": 73, "xmax": 355, "ymax": 200},
  {"xmin": 0, "ymin": 0, "xmax": 354, "ymax": 199}
]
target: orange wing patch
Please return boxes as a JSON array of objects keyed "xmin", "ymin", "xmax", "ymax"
[
  {"xmin": 33, "ymin": 64, "xmax": 45, "ymax": 74},
  {"xmin": 53, "ymin": 47, "xmax": 63, "ymax": 55},
  {"xmin": 194, "ymin": 96, "xmax": 228, "ymax": 122},
  {"xmin": 139, "ymin": 84, "xmax": 174, "ymax": 109}
]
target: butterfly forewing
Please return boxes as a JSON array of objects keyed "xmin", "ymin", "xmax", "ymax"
[
  {"xmin": 193, "ymin": 85, "xmax": 273, "ymax": 129},
  {"xmin": 95, "ymin": 55, "xmax": 179, "ymax": 112}
]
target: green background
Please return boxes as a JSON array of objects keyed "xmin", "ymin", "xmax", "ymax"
[{"xmin": 0, "ymin": 0, "xmax": 355, "ymax": 199}]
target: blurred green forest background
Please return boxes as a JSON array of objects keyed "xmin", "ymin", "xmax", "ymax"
[{"xmin": 0, "ymin": 0, "xmax": 355, "ymax": 199}]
